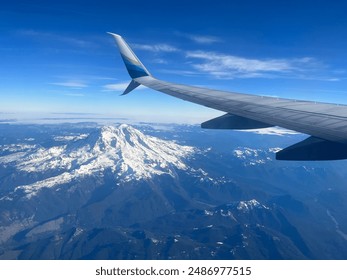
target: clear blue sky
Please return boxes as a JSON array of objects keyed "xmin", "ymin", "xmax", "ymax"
[{"xmin": 1, "ymin": 0, "xmax": 347, "ymax": 123}]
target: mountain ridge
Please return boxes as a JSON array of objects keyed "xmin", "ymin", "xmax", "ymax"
[{"xmin": 1, "ymin": 123, "xmax": 347, "ymax": 259}]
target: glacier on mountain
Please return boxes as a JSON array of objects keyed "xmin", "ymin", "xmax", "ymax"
[{"xmin": 0, "ymin": 124, "xmax": 196, "ymax": 198}]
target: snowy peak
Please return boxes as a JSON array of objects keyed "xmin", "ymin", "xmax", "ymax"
[
  {"xmin": 90, "ymin": 124, "xmax": 133, "ymax": 151},
  {"xmin": 1, "ymin": 125, "xmax": 196, "ymax": 197},
  {"xmin": 87, "ymin": 124, "xmax": 195, "ymax": 175},
  {"xmin": 236, "ymin": 199, "xmax": 270, "ymax": 212}
]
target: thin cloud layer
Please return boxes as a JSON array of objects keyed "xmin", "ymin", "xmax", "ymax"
[
  {"xmin": 17, "ymin": 29, "xmax": 95, "ymax": 48},
  {"xmin": 175, "ymin": 32, "xmax": 222, "ymax": 44},
  {"xmin": 186, "ymin": 50, "xmax": 326, "ymax": 79},
  {"xmin": 129, "ymin": 38, "xmax": 336, "ymax": 81},
  {"xmin": 188, "ymin": 35, "xmax": 221, "ymax": 44},
  {"xmin": 50, "ymin": 81, "xmax": 88, "ymax": 88},
  {"xmin": 103, "ymin": 82, "xmax": 145, "ymax": 91},
  {"xmin": 132, "ymin": 43, "xmax": 179, "ymax": 53}
]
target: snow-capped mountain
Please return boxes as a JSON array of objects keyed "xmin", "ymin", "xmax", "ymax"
[
  {"xmin": 1, "ymin": 123, "xmax": 347, "ymax": 260},
  {"xmin": 0, "ymin": 124, "xmax": 196, "ymax": 198}
]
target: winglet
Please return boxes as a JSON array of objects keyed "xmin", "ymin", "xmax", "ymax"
[
  {"xmin": 107, "ymin": 32, "xmax": 151, "ymax": 79},
  {"xmin": 122, "ymin": 79, "xmax": 140, "ymax": 95}
]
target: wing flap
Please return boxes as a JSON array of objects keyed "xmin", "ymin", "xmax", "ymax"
[
  {"xmin": 276, "ymin": 136, "xmax": 347, "ymax": 160},
  {"xmin": 202, "ymin": 113, "xmax": 273, "ymax": 129}
]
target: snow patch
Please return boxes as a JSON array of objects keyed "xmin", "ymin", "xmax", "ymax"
[
  {"xmin": 327, "ymin": 209, "xmax": 347, "ymax": 241},
  {"xmin": 54, "ymin": 134, "xmax": 89, "ymax": 141},
  {"xmin": 151, "ymin": 238, "xmax": 160, "ymax": 244},
  {"xmin": 204, "ymin": 210, "xmax": 214, "ymax": 216},
  {"xmin": 233, "ymin": 147, "xmax": 272, "ymax": 165},
  {"xmin": 237, "ymin": 199, "xmax": 269, "ymax": 212},
  {"xmin": 0, "ymin": 144, "xmax": 36, "ymax": 154}
]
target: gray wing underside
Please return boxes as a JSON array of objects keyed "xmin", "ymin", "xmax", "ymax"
[{"xmin": 135, "ymin": 76, "xmax": 347, "ymax": 160}]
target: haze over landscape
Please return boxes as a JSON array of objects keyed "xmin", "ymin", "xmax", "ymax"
[{"xmin": 1, "ymin": 123, "xmax": 347, "ymax": 259}]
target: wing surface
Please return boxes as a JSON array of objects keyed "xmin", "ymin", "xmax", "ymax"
[{"xmin": 108, "ymin": 33, "xmax": 347, "ymax": 160}]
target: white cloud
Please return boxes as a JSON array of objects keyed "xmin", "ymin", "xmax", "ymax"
[
  {"xmin": 132, "ymin": 43, "xmax": 179, "ymax": 53},
  {"xmin": 103, "ymin": 82, "xmax": 145, "ymax": 91},
  {"xmin": 50, "ymin": 82, "xmax": 88, "ymax": 88},
  {"xmin": 64, "ymin": 93, "xmax": 85, "ymax": 97},
  {"xmin": 243, "ymin": 127, "xmax": 301, "ymax": 136},
  {"xmin": 187, "ymin": 51, "xmax": 293, "ymax": 72},
  {"xmin": 187, "ymin": 35, "xmax": 221, "ymax": 44},
  {"xmin": 176, "ymin": 32, "xmax": 222, "ymax": 44},
  {"xmin": 18, "ymin": 29, "xmax": 95, "ymax": 48},
  {"xmin": 186, "ymin": 50, "xmax": 325, "ymax": 79},
  {"xmin": 103, "ymin": 82, "xmax": 129, "ymax": 91},
  {"xmin": 152, "ymin": 58, "xmax": 168, "ymax": 64}
]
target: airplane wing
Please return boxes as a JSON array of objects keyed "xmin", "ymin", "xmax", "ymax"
[{"xmin": 108, "ymin": 33, "xmax": 347, "ymax": 160}]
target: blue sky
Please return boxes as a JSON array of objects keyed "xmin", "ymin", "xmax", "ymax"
[{"xmin": 1, "ymin": 0, "xmax": 347, "ymax": 123}]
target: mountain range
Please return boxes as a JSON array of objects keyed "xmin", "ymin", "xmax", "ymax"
[{"xmin": 0, "ymin": 123, "xmax": 347, "ymax": 259}]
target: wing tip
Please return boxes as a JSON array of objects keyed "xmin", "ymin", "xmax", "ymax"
[
  {"xmin": 107, "ymin": 32, "xmax": 121, "ymax": 38},
  {"xmin": 108, "ymin": 32, "xmax": 151, "ymax": 79}
]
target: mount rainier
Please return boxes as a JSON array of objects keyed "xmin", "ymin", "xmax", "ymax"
[{"xmin": 1, "ymin": 125, "xmax": 197, "ymax": 198}]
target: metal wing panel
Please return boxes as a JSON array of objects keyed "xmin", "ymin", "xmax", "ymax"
[{"xmin": 136, "ymin": 76, "xmax": 347, "ymax": 143}]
